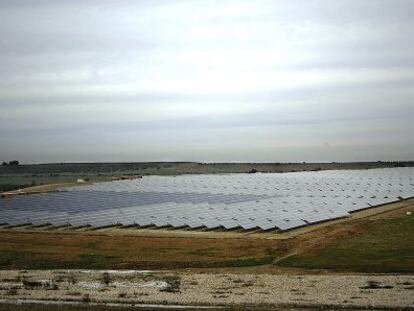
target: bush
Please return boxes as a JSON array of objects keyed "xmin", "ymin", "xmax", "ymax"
[
  {"xmin": 102, "ymin": 272, "xmax": 111, "ymax": 285},
  {"xmin": 82, "ymin": 293, "xmax": 91, "ymax": 302}
]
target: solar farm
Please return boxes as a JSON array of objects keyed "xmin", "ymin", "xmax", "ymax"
[{"xmin": 1, "ymin": 167, "xmax": 414, "ymax": 231}]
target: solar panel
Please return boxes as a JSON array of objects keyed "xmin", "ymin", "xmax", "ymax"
[{"xmin": 1, "ymin": 167, "xmax": 413, "ymax": 231}]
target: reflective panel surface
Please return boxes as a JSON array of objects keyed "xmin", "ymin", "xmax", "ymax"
[{"xmin": 1, "ymin": 168, "xmax": 413, "ymax": 231}]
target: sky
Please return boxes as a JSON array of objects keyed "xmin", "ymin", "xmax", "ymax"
[{"xmin": 0, "ymin": 0, "xmax": 414, "ymax": 163}]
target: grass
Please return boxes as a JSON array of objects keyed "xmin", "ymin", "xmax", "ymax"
[
  {"xmin": 0, "ymin": 250, "xmax": 20, "ymax": 266},
  {"xmin": 217, "ymin": 256, "xmax": 274, "ymax": 267},
  {"xmin": 0, "ymin": 231, "xmax": 283, "ymax": 269},
  {"xmin": 277, "ymin": 215, "xmax": 414, "ymax": 273},
  {"xmin": 0, "ymin": 250, "xmax": 118, "ymax": 270}
]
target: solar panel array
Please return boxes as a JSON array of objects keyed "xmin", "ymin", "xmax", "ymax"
[{"xmin": 1, "ymin": 168, "xmax": 414, "ymax": 231}]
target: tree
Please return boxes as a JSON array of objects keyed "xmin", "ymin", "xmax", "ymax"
[
  {"xmin": 1, "ymin": 162, "xmax": 7, "ymax": 166},
  {"xmin": 8, "ymin": 160, "xmax": 19, "ymax": 166}
]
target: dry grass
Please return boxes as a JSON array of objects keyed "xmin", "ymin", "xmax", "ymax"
[{"xmin": 0, "ymin": 230, "xmax": 285, "ymax": 270}]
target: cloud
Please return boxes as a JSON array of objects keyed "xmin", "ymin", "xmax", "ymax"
[{"xmin": 0, "ymin": 0, "xmax": 413, "ymax": 162}]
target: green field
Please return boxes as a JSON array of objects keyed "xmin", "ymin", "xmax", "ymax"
[{"xmin": 277, "ymin": 214, "xmax": 414, "ymax": 273}]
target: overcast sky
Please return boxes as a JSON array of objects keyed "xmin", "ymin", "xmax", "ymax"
[{"xmin": 1, "ymin": 0, "xmax": 413, "ymax": 163}]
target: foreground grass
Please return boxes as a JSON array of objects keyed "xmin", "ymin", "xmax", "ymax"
[
  {"xmin": 277, "ymin": 215, "xmax": 414, "ymax": 273},
  {"xmin": 0, "ymin": 231, "xmax": 281, "ymax": 269}
]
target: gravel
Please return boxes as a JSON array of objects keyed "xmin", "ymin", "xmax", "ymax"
[{"xmin": 0, "ymin": 270, "xmax": 413, "ymax": 309}]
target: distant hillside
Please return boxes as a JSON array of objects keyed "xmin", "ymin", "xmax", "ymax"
[{"xmin": 1, "ymin": 161, "xmax": 413, "ymax": 175}]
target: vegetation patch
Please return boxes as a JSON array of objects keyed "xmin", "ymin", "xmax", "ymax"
[
  {"xmin": 0, "ymin": 250, "xmax": 22, "ymax": 266},
  {"xmin": 0, "ymin": 231, "xmax": 283, "ymax": 270},
  {"xmin": 159, "ymin": 275, "xmax": 181, "ymax": 293},
  {"xmin": 277, "ymin": 216, "xmax": 414, "ymax": 273},
  {"xmin": 216, "ymin": 256, "xmax": 274, "ymax": 267},
  {"xmin": 359, "ymin": 280, "xmax": 394, "ymax": 289},
  {"xmin": 78, "ymin": 254, "xmax": 117, "ymax": 268}
]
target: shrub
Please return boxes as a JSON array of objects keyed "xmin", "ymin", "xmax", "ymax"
[
  {"xmin": 82, "ymin": 293, "xmax": 91, "ymax": 302},
  {"xmin": 102, "ymin": 272, "xmax": 111, "ymax": 286}
]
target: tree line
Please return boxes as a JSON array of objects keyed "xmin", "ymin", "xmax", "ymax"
[{"xmin": 1, "ymin": 160, "xmax": 20, "ymax": 166}]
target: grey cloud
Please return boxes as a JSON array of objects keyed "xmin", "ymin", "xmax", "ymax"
[{"xmin": 0, "ymin": 0, "xmax": 413, "ymax": 162}]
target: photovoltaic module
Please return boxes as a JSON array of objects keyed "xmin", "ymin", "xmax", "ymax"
[{"xmin": 1, "ymin": 168, "xmax": 413, "ymax": 231}]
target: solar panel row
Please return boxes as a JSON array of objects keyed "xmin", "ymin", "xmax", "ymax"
[{"xmin": 0, "ymin": 168, "xmax": 413, "ymax": 231}]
